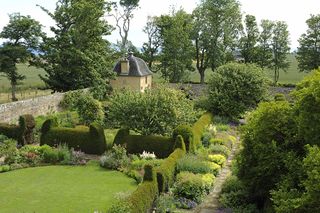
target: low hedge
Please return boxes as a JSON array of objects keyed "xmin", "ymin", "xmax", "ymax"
[
  {"xmin": 156, "ymin": 146, "xmax": 186, "ymax": 193},
  {"xmin": 0, "ymin": 114, "xmax": 35, "ymax": 145},
  {"xmin": 40, "ymin": 119, "xmax": 106, "ymax": 154},
  {"xmin": 173, "ymin": 125, "xmax": 194, "ymax": 152},
  {"xmin": 192, "ymin": 112, "xmax": 213, "ymax": 148},
  {"xmin": 109, "ymin": 165, "xmax": 159, "ymax": 213},
  {"xmin": 114, "ymin": 129, "xmax": 176, "ymax": 158}
]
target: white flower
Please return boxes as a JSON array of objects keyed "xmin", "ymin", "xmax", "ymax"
[{"xmin": 140, "ymin": 151, "xmax": 156, "ymax": 159}]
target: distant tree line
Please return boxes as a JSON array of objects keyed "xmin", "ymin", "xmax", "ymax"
[{"xmin": 0, "ymin": 0, "xmax": 319, "ymax": 101}]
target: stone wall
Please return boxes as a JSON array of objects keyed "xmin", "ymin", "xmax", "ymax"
[{"xmin": 0, "ymin": 93, "xmax": 65, "ymax": 123}]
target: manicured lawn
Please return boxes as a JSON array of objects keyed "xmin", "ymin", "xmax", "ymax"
[{"xmin": 0, "ymin": 161, "xmax": 137, "ymax": 213}]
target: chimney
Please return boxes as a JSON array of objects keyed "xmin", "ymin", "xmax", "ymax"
[{"xmin": 120, "ymin": 58, "xmax": 129, "ymax": 74}]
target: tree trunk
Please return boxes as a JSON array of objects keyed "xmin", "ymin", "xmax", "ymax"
[
  {"xmin": 200, "ymin": 70, "xmax": 205, "ymax": 84},
  {"xmin": 11, "ymin": 82, "xmax": 18, "ymax": 102}
]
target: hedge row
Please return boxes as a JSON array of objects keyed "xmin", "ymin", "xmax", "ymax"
[
  {"xmin": 114, "ymin": 128, "xmax": 176, "ymax": 158},
  {"xmin": 40, "ymin": 119, "xmax": 106, "ymax": 154},
  {"xmin": 192, "ymin": 112, "xmax": 213, "ymax": 148},
  {"xmin": 0, "ymin": 114, "xmax": 35, "ymax": 145},
  {"xmin": 156, "ymin": 146, "xmax": 186, "ymax": 193}
]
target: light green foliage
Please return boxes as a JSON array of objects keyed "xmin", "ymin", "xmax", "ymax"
[
  {"xmin": 157, "ymin": 9, "xmax": 194, "ymax": 82},
  {"xmin": 155, "ymin": 194, "xmax": 177, "ymax": 213},
  {"xmin": 107, "ymin": 86, "xmax": 198, "ymax": 136},
  {"xmin": 0, "ymin": 13, "xmax": 43, "ymax": 101},
  {"xmin": 293, "ymin": 69, "xmax": 320, "ymax": 145},
  {"xmin": 37, "ymin": 0, "xmax": 114, "ymax": 92},
  {"xmin": 206, "ymin": 63, "xmax": 269, "ymax": 118},
  {"xmin": 176, "ymin": 154, "xmax": 220, "ymax": 175},
  {"xmin": 173, "ymin": 171, "xmax": 207, "ymax": 203},
  {"xmin": 208, "ymin": 144, "xmax": 231, "ymax": 157},
  {"xmin": 208, "ymin": 154, "xmax": 226, "ymax": 167},
  {"xmin": 297, "ymin": 14, "xmax": 320, "ymax": 72},
  {"xmin": 61, "ymin": 91, "xmax": 104, "ymax": 126}
]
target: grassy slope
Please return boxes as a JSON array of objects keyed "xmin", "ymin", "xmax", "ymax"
[{"xmin": 0, "ymin": 161, "xmax": 137, "ymax": 213}]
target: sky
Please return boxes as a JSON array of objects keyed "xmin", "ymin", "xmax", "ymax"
[{"xmin": 0, "ymin": 0, "xmax": 320, "ymax": 51}]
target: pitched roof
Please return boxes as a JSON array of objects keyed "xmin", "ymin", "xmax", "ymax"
[{"xmin": 113, "ymin": 53, "xmax": 152, "ymax": 77}]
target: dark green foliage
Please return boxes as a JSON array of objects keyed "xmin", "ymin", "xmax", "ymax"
[
  {"xmin": 174, "ymin": 135, "xmax": 186, "ymax": 153},
  {"xmin": 156, "ymin": 148, "xmax": 185, "ymax": 193},
  {"xmin": 114, "ymin": 129, "xmax": 175, "ymax": 158},
  {"xmin": 143, "ymin": 164, "xmax": 154, "ymax": 181},
  {"xmin": 42, "ymin": 146, "xmax": 59, "ymax": 164},
  {"xmin": 237, "ymin": 101, "xmax": 299, "ymax": 208},
  {"xmin": 100, "ymin": 145, "xmax": 130, "ymax": 170},
  {"xmin": 40, "ymin": 119, "xmax": 106, "ymax": 154},
  {"xmin": 206, "ymin": 63, "xmax": 268, "ymax": 118},
  {"xmin": 173, "ymin": 125, "xmax": 193, "ymax": 152},
  {"xmin": 37, "ymin": 0, "xmax": 114, "ymax": 92},
  {"xmin": 0, "ymin": 114, "xmax": 35, "ymax": 145},
  {"xmin": 192, "ymin": 112, "xmax": 213, "ymax": 148}
]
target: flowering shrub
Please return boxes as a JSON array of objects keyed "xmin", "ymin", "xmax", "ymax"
[
  {"xmin": 100, "ymin": 145, "xmax": 129, "ymax": 170},
  {"xmin": 139, "ymin": 151, "xmax": 156, "ymax": 160}
]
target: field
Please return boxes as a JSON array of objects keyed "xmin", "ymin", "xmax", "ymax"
[
  {"xmin": 0, "ymin": 161, "xmax": 137, "ymax": 213},
  {"xmin": 0, "ymin": 55, "xmax": 308, "ymax": 103}
]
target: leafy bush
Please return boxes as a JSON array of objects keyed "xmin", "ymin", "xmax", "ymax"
[
  {"xmin": 208, "ymin": 154, "xmax": 226, "ymax": 167},
  {"xmin": 42, "ymin": 146, "xmax": 59, "ymax": 164},
  {"xmin": 56, "ymin": 144, "xmax": 71, "ymax": 164},
  {"xmin": 201, "ymin": 173, "xmax": 215, "ymax": 193},
  {"xmin": 175, "ymin": 197, "xmax": 197, "ymax": 209},
  {"xmin": 192, "ymin": 112, "xmax": 213, "ymax": 148},
  {"xmin": 155, "ymin": 194, "xmax": 177, "ymax": 213},
  {"xmin": 60, "ymin": 91, "xmax": 104, "ymax": 126},
  {"xmin": 173, "ymin": 172, "xmax": 207, "ymax": 203},
  {"xmin": 69, "ymin": 149, "xmax": 87, "ymax": 165},
  {"xmin": 100, "ymin": 145, "xmax": 130, "ymax": 170},
  {"xmin": 107, "ymin": 85, "xmax": 199, "ymax": 136},
  {"xmin": 208, "ymin": 144, "xmax": 231, "ymax": 157},
  {"xmin": 206, "ymin": 63, "xmax": 268, "ymax": 118},
  {"xmin": 274, "ymin": 93, "xmax": 286, "ymax": 101},
  {"xmin": 176, "ymin": 154, "xmax": 219, "ymax": 175},
  {"xmin": 0, "ymin": 165, "xmax": 10, "ymax": 173}
]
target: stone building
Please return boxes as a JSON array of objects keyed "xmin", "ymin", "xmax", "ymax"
[{"xmin": 110, "ymin": 53, "xmax": 152, "ymax": 92}]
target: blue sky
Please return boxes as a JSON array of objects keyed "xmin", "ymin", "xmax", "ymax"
[{"xmin": 1, "ymin": 0, "xmax": 320, "ymax": 50}]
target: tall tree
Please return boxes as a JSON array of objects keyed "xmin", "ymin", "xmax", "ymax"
[
  {"xmin": 0, "ymin": 13, "xmax": 43, "ymax": 101},
  {"xmin": 239, "ymin": 14, "xmax": 260, "ymax": 63},
  {"xmin": 256, "ymin": 19, "xmax": 274, "ymax": 69},
  {"xmin": 141, "ymin": 16, "xmax": 161, "ymax": 69},
  {"xmin": 270, "ymin": 21, "xmax": 290, "ymax": 84},
  {"xmin": 296, "ymin": 14, "xmax": 320, "ymax": 72},
  {"xmin": 157, "ymin": 9, "xmax": 194, "ymax": 83},
  {"xmin": 192, "ymin": 6, "xmax": 210, "ymax": 84},
  {"xmin": 200, "ymin": 0, "xmax": 242, "ymax": 72},
  {"xmin": 110, "ymin": 0, "xmax": 139, "ymax": 52},
  {"xmin": 37, "ymin": 0, "xmax": 114, "ymax": 92}
]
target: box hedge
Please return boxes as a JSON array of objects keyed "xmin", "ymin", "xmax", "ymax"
[
  {"xmin": 173, "ymin": 125, "xmax": 194, "ymax": 152},
  {"xmin": 156, "ymin": 147, "xmax": 186, "ymax": 193},
  {"xmin": 0, "ymin": 114, "xmax": 35, "ymax": 145},
  {"xmin": 40, "ymin": 119, "xmax": 106, "ymax": 154},
  {"xmin": 192, "ymin": 112, "xmax": 213, "ymax": 148},
  {"xmin": 114, "ymin": 129, "xmax": 176, "ymax": 158}
]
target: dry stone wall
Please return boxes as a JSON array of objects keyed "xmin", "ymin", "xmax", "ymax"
[{"xmin": 0, "ymin": 93, "xmax": 64, "ymax": 123}]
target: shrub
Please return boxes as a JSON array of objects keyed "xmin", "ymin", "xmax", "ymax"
[
  {"xmin": 192, "ymin": 112, "xmax": 213, "ymax": 148},
  {"xmin": 156, "ymin": 148, "xmax": 186, "ymax": 193},
  {"xmin": 56, "ymin": 144, "xmax": 71, "ymax": 164},
  {"xmin": 40, "ymin": 119, "xmax": 107, "ymax": 154},
  {"xmin": 175, "ymin": 197, "xmax": 197, "ymax": 209},
  {"xmin": 274, "ymin": 93, "xmax": 286, "ymax": 101},
  {"xmin": 201, "ymin": 173, "xmax": 215, "ymax": 193},
  {"xmin": 174, "ymin": 135, "xmax": 186, "ymax": 152},
  {"xmin": 176, "ymin": 154, "xmax": 219, "ymax": 175},
  {"xmin": 173, "ymin": 172, "xmax": 207, "ymax": 203},
  {"xmin": 209, "ymin": 144, "xmax": 231, "ymax": 157},
  {"xmin": 143, "ymin": 164, "xmax": 154, "ymax": 181},
  {"xmin": 208, "ymin": 154, "xmax": 226, "ymax": 167},
  {"xmin": 100, "ymin": 145, "xmax": 130, "ymax": 170},
  {"xmin": 42, "ymin": 147, "xmax": 59, "ymax": 164},
  {"xmin": 155, "ymin": 194, "xmax": 176, "ymax": 213},
  {"xmin": 206, "ymin": 63, "xmax": 268, "ymax": 118},
  {"xmin": 0, "ymin": 165, "xmax": 10, "ymax": 173},
  {"xmin": 107, "ymin": 85, "xmax": 199, "ymax": 136},
  {"xmin": 114, "ymin": 129, "xmax": 175, "ymax": 159},
  {"xmin": 173, "ymin": 125, "xmax": 193, "ymax": 152},
  {"xmin": 69, "ymin": 149, "xmax": 87, "ymax": 165}
]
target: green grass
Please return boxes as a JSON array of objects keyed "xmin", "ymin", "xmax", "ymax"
[{"xmin": 0, "ymin": 161, "xmax": 137, "ymax": 213}]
